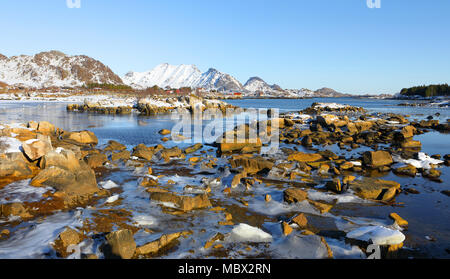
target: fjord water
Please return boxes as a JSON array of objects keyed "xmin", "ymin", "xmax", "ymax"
[{"xmin": 0, "ymin": 98, "xmax": 449, "ymax": 258}]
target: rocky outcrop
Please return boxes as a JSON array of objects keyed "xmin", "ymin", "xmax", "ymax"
[
  {"xmin": 31, "ymin": 148, "xmax": 100, "ymax": 207},
  {"xmin": 0, "ymin": 152, "xmax": 34, "ymax": 182},
  {"xmin": 22, "ymin": 138, "xmax": 53, "ymax": 161}
]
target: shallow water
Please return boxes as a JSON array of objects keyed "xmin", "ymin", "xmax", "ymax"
[{"xmin": 0, "ymin": 98, "xmax": 449, "ymax": 259}]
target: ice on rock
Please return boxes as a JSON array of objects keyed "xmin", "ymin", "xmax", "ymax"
[
  {"xmin": 393, "ymin": 152, "xmax": 443, "ymax": 170},
  {"xmin": 133, "ymin": 215, "xmax": 158, "ymax": 227},
  {"xmin": 99, "ymin": 180, "xmax": 119, "ymax": 190},
  {"xmin": 0, "ymin": 137, "xmax": 23, "ymax": 153},
  {"xmin": 227, "ymin": 223, "xmax": 273, "ymax": 243},
  {"xmin": 346, "ymin": 225, "xmax": 405, "ymax": 245},
  {"xmin": 325, "ymin": 238, "xmax": 365, "ymax": 259},
  {"xmin": 0, "ymin": 211, "xmax": 83, "ymax": 259},
  {"xmin": 105, "ymin": 195, "xmax": 119, "ymax": 204}
]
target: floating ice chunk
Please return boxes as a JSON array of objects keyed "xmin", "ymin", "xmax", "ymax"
[
  {"xmin": 105, "ymin": 195, "xmax": 119, "ymax": 204},
  {"xmin": 271, "ymin": 234, "xmax": 329, "ymax": 259},
  {"xmin": 133, "ymin": 215, "xmax": 157, "ymax": 227},
  {"xmin": 393, "ymin": 152, "xmax": 443, "ymax": 170},
  {"xmin": 307, "ymin": 189, "xmax": 369, "ymax": 204},
  {"xmin": 325, "ymin": 238, "xmax": 365, "ymax": 259},
  {"xmin": 99, "ymin": 180, "xmax": 119, "ymax": 190},
  {"xmin": 227, "ymin": 223, "xmax": 272, "ymax": 243},
  {"xmin": 346, "ymin": 225, "xmax": 405, "ymax": 245},
  {"xmin": 335, "ymin": 216, "xmax": 391, "ymax": 232},
  {"xmin": 248, "ymin": 199, "xmax": 325, "ymax": 217}
]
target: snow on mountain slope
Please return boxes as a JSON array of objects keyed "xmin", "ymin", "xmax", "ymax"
[
  {"xmin": 195, "ymin": 68, "xmax": 243, "ymax": 92},
  {"xmin": 124, "ymin": 64, "xmax": 243, "ymax": 92},
  {"xmin": 0, "ymin": 51, "xmax": 123, "ymax": 88},
  {"xmin": 123, "ymin": 63, "xmax": 202, "ymax": 89},
  {"xmin": 243, "ymin": 76, "xmax": 281, "ymax": 93}
]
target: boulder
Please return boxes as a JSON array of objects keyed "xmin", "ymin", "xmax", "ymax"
[
  {"xmin": 355, "ymin": 121, "xmax": 374, "ymax": 132},
  {"xmin": 230, "ymin": 156, "xmax": 273, "ymax": 174},
  {"xmin": 150, "ymin": 192, "xmax": 212, "ymax": 212},
  {"xmin": 292, "ymin": 213, "xmax": 308, "ymax": 228},
  {"xmin": 401, "ymin": 139, "xmax": 422, "ymax": 149},
  {"xmin": 284, "ymin": 188, "xmax": 308, "ymax": 203},
  {"xmin": 136, "ymin": 232, "xmax": 188, "ymax": 255},
  {"xmin": 132, "ymin": 144, "xmax": 154, "ymax": 161},
  {"xmin": 184, "ymin": 143, "xmax": 203, "ymax": 154},
  {"xmin": 22, "ymin": 138, "xmax": 53, "ymax": 161},
  {"xmin": 288, "ymin": 152, "xmax": 323, "ymax": 163},
  {"xmin": 160, "ymin": 147, "xmax": 182, "ymax": 161},
  {"xmin": 31, "ymin": 150, "xmax": 99, "ymax": 207},
  {"xmin": 37, "ymin": 121, "xmax": 55, "ymax": 134},
  {"xmin": 105, "ymin": 229, "xmax": 136, "ymax": 259},
  {"xmin": 349, "ymin": 178, "xmax": 401, "ymax": 201},
  {"xmin": 64, "ymin": 131, "xmax": 98, "ymax": 146},
  {"xmin": 104, "ymin": 140, "xmax": 126, "ymax": 151},
  {"xmin": 326, "ymin": 178, "xmax": 342, "ymax": 193},
  {"xmin": 84, "ymin": 153, "xmax": 108, "ymax": 168},
  {"xmin": 218, "ymin": 138, "xmax": 262, "ymax": 154},
  {"xmin": 389, "ymin": 213, "xmax": 408, "ymax": 227},
  {"xmin": 0, "ymin": 202, "xmax": 32, "ymax": 219},
  {"xmin": 282, "ymin": 222, "xmax": 293, "ymax": 236},
  {"xmin": 111, "ymin": 150, "xmax": 130, "ymax": 161},
  {"xmin": 393, "ymin": 164, "xmax": 417, "ymax": 177},
  {"xmin": 231, "ymin": 171, "xmax": 247, "ymax": 188},
  {"xmin": 40, "ymin": 149, "xmax": 81, "ymax": 170},
  {"xmin": 59, "ymin": 227, "xmax": 82, "ymax": 247},
  {"xmin": 159, "ymin": 129, "xmax": 171, "ymax": 135},
  {"xmin": 362, "ymin": 151, "xmax": 393, "ymax": 168},
  {"xmin": 400, "ymin": 126, "xmax": 416, "ymax": 139},
  {"xmin": 0, "ymin": 152, "xmax": 33, "ymax": 180}
]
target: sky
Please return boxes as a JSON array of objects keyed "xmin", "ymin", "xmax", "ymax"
[{"xmin": 0, "ymin": 0, "xmax": 449, "ymax": 94}]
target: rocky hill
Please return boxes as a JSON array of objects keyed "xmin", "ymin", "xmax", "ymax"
[{"xmin": 0, "ymin": 51, "xmax": 123, "ymax": 88}]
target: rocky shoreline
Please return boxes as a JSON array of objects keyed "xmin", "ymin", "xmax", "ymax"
[{"xmin": 0, "ymin": 101, "xmax": 449, "ymax": 259}]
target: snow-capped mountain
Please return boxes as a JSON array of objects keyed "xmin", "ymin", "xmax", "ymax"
[
  {"xmin": 124, "ymin": 64, "xmax": 243, "ymax": 92},
  {"xmin": 123, "ymin": 63, "xmax": 202, "ymax": 89},
  {"xmin": 195, "ymin": 68, "xmax": 243, "ymax": 92},
  {"xmin": 243, "ymin": 77, "xmax": 284, "ymax": 94},
  {"xmin": 0, "ymin": 51, "xmax": 122, "ymax": 88}
]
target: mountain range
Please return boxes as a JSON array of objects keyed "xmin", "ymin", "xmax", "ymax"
[{"xmin": 0, "ymin": 50, "xmax": 349, "ymax": 96}]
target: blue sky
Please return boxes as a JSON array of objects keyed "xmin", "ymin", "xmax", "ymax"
[{"xmin": 1, "ymin": 0, "xmax": 449, "ymax": 94}]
